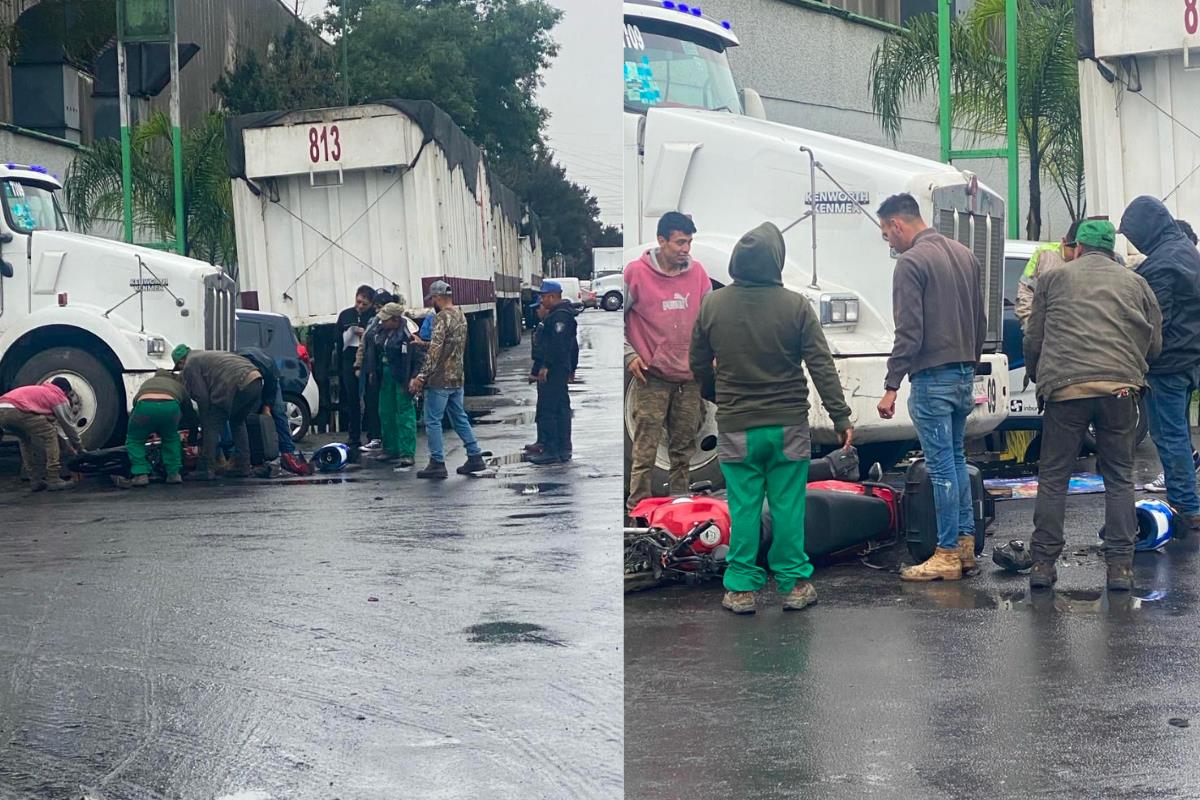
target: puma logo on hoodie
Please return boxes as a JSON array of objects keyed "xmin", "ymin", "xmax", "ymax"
[{"xmin": 661, "ymin": 293, "xmax": 690, "ymax": 311}]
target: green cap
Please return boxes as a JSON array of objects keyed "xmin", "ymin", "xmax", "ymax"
[
  {"xmin": 171, "ymin": 344, "xmax": 191, "ymax": 365},
  {"xmin": 1074, "ymin": 219, "xmax": 1116, "ymax": 252}
]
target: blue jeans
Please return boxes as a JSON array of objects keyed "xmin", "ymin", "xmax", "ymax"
[
  {"xmin": 423, "ymin": 387, "xmax": 481, "ymax": 463},
  {"xmin": 1146, "ymin": 371, "xmax": 1198, "ymax": 514},
  {"xmin": 908, "ymin": 364, "xmax": 976, "ymax": 550}
]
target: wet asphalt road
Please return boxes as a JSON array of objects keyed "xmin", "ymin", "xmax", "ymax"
[
  {"xmin": 0, "ymin": 312, "xmax": 623, "ymax": 800},
  {"xmin": 626, "ymin": 442, "xmax": 1200, "ymax": 800}
]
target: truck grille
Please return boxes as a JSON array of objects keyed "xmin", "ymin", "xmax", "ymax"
[
  {"xmin": 933, "ymin": 187, "xmax": 1005, "ymax": 351},
  {"xmin": 203, "ymin": 273, "xmax": 236, "ymax": 351}
]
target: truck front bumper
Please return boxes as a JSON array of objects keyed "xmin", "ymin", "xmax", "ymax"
[{"xmin": 807, "ymin": 354, "xmax": 1010, "ymax": 446}]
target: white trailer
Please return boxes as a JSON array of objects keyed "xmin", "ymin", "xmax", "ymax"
[
  {"xmin": 622, "ymin": 0, "xmax": 1009, "ymax": 483},
  {"xmin": 0, "ymin": 163, "xmax": 235, "ymax": 448},
  {"xmin": 228, "ymin": 101, "xmax": 532, "ymax": 386},
  {"xmin": 1078, "ymin": 0, "xmax": 1200, "ymax": 247},
  {"xmin": 593, "ymin": 246, "xmax": 624, "ymax": 277}
]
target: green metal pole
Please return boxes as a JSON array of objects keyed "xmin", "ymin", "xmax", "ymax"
[
  {"xmin": 116, "ymin": 3, "xmax": 133, "ymax": 244},
  {"xmin": 1005, "ymin": 0, "xmax": 1020, "ymax": 239},
  {"xmin": 170, "ymin": 16, "xmax": 184, "ymax": 255},
  {"xmin": 342, "ymin": 5, "xmax": 349, "ymax": 105},
  {"xmin": 937, "ymin": 0, "xmax": 952, "ymax": 163}
]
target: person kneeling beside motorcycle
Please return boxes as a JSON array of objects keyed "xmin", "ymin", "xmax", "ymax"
[{"xmin": 689, "ymin": 221, "xmax": 854, "ymax": 615}]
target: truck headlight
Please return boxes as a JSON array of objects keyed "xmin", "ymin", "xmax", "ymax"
[
  {"xmin": 820, "ymin": 294, "xmax": 860, "ymax": 327},
  {"xmin": 147, "ymin": 337, "xmax": 167, "ymax": 356}
]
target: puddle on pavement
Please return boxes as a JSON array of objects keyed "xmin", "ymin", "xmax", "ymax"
[
  {"xmin": 503, "ymin": 481, "xmax": 568, "ymax": 495},
  {"xmin": 465, "ymin": 621, "xmax": 566, "ymax": 646},
  {"xmin": 507, "ymin": 511, "xmax": 550, "ymax": 520},
  {"xmin": 898, "ymin": 584, "xmax": 1183, "ymax": 613}
]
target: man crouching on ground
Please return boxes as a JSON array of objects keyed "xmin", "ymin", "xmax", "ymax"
[
  {"xmin": 1024, "ymin": 220, "xmax": 1162, "ymax": 592},
  {"xmin": 690, "ymin": 221, "xmax": 854, "ymax": 615}
]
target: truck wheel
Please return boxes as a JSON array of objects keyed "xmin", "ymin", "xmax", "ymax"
[
  {"xmin": 602, "ymin": 292, "xmax": 623, "ymax": 312},
  {"xmin": 14, "ymin": 347, "xmax": 121, "ymax": 449},
  {"xmin": 498, "ymin": 302, "xmax": 522, "ymax": 347},
  {"xmin": 466, "ymin": 315, "xmax": 497, "ymax": 386},
  {"xmin": 284, "ymin": 393, "xmax": 311, "ymax": 442},
  {"xmin": 622, "ymin": 370, "xmax": 723, "ymax": 501}
]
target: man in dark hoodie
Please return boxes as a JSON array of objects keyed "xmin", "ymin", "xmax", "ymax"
[
  {"xmin": 690, "ymin": 222, "xmax": 854, "ymax": 615},
  {"xmin": 1119, "ymin": 196, "xmax": 1200, "ymax": 530},
  {"xmin": 529, "ymin": 281, "xmax": 580, "ymax": 465}
]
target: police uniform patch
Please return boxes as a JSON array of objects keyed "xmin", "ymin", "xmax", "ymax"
[{"xmin": 555, "ymin": 321, "xmax": 566, "ymax": 333}]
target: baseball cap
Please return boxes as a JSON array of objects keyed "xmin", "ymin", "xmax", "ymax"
[
  {"xmin": 540, "ymin": 280, "xmax": 563, "ymax": 294},
  {"xmin": 171, "ymin": 344, "xmax": 191, "ymax": 365},
  {"xmin": 1075, "ymin": 219, "xmax": 1117, "ymax": 252},
  {"xmin": 377, "ymin": 302, "xmax": 405, "ymax": 322},
  {"xmin": 424, "ymin": 280, "xmax": 452, "ymax": 302}
]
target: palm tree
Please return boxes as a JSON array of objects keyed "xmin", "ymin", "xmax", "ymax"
[
  {"xmin": 63, "ymin": 111, "xmax": 237, "ymax": 273},
  {"xmin": 869, "ymin": 0, "xmax": 1082, "ymax": 239}
]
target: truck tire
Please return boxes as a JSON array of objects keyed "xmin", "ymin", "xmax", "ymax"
[
  {"xmin": 498, "ymin": 301, "xmax": 523, "ymax": 348},
  {"xmin": 622, "ymin": 370, "xmax": 723, "ymax": 502},
  {"xmin": 14, "ymin": 347, "xmax": 121, "ymax": 449},
  {"xmin": 602, "ymin": 291, "xmax": 623, "ymax": 312},
  {"xmin": 466, "ymin": 314, "xmax": 497, "ymax": 386}
]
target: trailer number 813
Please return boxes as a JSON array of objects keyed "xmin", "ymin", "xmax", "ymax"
[{"xmin": 308, "ymin": 125, "xmax": 342, "ymax": 163}]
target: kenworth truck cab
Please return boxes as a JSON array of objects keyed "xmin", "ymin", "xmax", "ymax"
[
  {"xmin": 622, "ymin": 0, "xmax": 1009, "ymax": 484},
  {"xmin": 0, "ymin": 163, "xmax": 235, "ymax": 448}
]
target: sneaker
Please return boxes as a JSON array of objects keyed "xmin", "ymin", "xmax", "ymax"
[
  {"xmin": 360, "ymin": 439, "xmax": 383, "ymax": 452},
  {"xmin": 280, "ymin": 453, "xmax": 309, "ymax": 476},
  {"xmin": 1029, "ymin": 561, "xmax": 1058, "ymax": 590},
  {"xmin": 372, "ymin": 452, "xmax": 399, "ymax": 463},
  {"xmin": 417, "ymin": 459, "xmax": 448, "ymax": 480},
  {"xmin": 1106, "ymin": 561, "xmax": 1134, "ymax": 592},
  {"xmin": 45, "ymin": 479, "xmax": 76, "ymax": 492},
  {"xmin": 782, "ymin": 581, "xmax": 818, "ymax": 612},
  {"xmin": 131, "ymin": 474, "xmax": 150, "ymax": 488},
  {"xmin": 166, "ymin": 474, "xmax": 182, "ymax": 485},
  {"xmin": 721, "ymin": 591, "xmax": 757, "ymax": 615},
  {"xmin": 29, "ymin": 480, "xmax": 47, "ymax": 493},
  {"xmin": 1145, "ymin": 473, "xmax": 1167, "ymax": 493},
  {"xmin": 456, "ymin": 454, "xmax": 487, "ymax": 475}
]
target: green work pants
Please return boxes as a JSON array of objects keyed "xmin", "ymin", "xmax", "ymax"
[
  {"xmin": 126, "ymin": 399, "xmax": 182, "ymax": 477},
  {"xmin": 379, "ymin": 371, "xmax": 417, "ymax": 458},
  {"xmin": 720, "ymin": 424, "xmax": 812, "ymax": 593}
]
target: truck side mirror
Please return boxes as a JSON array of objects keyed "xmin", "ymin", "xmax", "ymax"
[{"xmin": 741, "ymin": 88, "xmax": 767, "ymax": 121}]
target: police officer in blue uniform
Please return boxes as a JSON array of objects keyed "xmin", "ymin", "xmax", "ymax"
[{"xmin": 529, "ymin": 281, "xmax": 579, "ymax": 465}]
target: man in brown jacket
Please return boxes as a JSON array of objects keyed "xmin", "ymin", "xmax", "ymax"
[
  {"xmin": 876, "ymin": 193, "xmax": 986, "ymax": 582},
  {"xmin": 174, "ymin": 345, "xmax": 263, "ymax": 480},
  {"xmin": 1024, "ymin": 220, "xmax": 1162, "ymax": 592}
]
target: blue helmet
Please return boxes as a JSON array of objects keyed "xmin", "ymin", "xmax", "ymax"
[
  {"xmin": 1134, "ymin": 499, "xmax": 1175, "ymax": 551},
  {"xmin": 313, "ymin": 442, "xmax": 351, "ymax": 472},
  {"xmin": 1103, "ymin": 498, "xmax": 1175, "ymax": 551}
]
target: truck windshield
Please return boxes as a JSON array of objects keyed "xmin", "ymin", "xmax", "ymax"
[
  {"xmin": 2, "ymin": 179, "xmax": 68, "ymax": 235},
  {"xmin": 623, "ymin": 18, "xmax": 741, "ymax": 114}
]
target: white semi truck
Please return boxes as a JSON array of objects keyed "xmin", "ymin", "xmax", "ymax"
[
  {"xmin": 0, "ymin": 162, "xmax": 235, "ymax": 449},
  {"xmin": 622, "ymin": 0, "xmax": 1010, "ymax": 484},
  {"xmin": 228, "ymin": 101, "xmax": 539, "ymax": 390}
]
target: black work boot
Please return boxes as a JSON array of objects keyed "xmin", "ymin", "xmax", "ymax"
[
  {"xmin": 528, "ymin": 452, "xmax": 563, "ymax": 466},
  {"xmin": 456, "ymin": 454, "xmax": 487, "ymax": 475},
  {"xmin": 417, "ymin": 458, "xmax": 448, "ymax": 480},
  {"xmin": 1029, "ymin": 561, "xmax": 1058, "ymax": 590},
  {"xmin": 1106, "ymin": 561, "xmax": 1134, "ymax": 592}
]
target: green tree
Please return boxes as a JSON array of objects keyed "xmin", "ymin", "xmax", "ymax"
[
  {"xmin": 869, "ymin": 0, "xmax": 1082, "ymax": 239},
  {"xmin": 213, "ymin": 20, "xmax": 342, "ymax": 115},
  {"xmin": 63, "ymin": 111, "xmax": 237, "ymax": 270}
]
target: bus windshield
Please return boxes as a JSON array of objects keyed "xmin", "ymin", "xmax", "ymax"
[{"xmin": 623, "ymin": 18, "xmax": 741, "ymax": 115}]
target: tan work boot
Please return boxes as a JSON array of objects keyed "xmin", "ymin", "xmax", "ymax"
[
  {"xmin": 721, "ymin": 591, "xmax": 757, "ymax": 615},
  {"xmin": 131, "ymin": 474, "xmax": 150, "ymax": 488},
  {"xmin": 900, "ymin": 547, "xmax": 963, "ymax": 582},
  {"xmin": 957, "ymin": 535, "xmax": 978, "ymax": 576},
  {"xmin": 782, "ymin": 581, "xmax": 818, "ymax": 612}
]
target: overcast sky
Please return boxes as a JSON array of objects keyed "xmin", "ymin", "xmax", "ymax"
[{"xmin": 293, "ymin": 0, "xmax": 623, "ymax": 227}]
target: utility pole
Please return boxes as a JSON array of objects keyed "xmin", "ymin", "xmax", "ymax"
[{"xmin": 938, "ymin": 0, "xmax": 1019, "ymax": 239}]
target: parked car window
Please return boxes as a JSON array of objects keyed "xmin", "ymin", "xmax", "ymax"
[
  {"xmin": 1003, "ymin": 257, "xmax": 1026, "ymax": 305},
  {"xmin": 236, "ymin": 319, "xmax": 263, "ymax": 349}
]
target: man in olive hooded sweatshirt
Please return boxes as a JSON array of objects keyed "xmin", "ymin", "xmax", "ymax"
[{"xmin": 690, "ymin": 222, "xmax": 854, "ymax": 615}]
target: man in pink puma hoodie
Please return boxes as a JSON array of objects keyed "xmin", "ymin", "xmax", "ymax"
[{"xmin": 625, "ymin": 211, "xmax": 712, "ymax": 510}]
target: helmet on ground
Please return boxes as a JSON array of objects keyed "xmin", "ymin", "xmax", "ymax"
[
  {"xmin": 313, "ymin": 443, "xmax": 351, "ymax": 472},
  {"xmin": 1098, "ymin": 498, "xmax": 1174, "ymax": 552}
]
